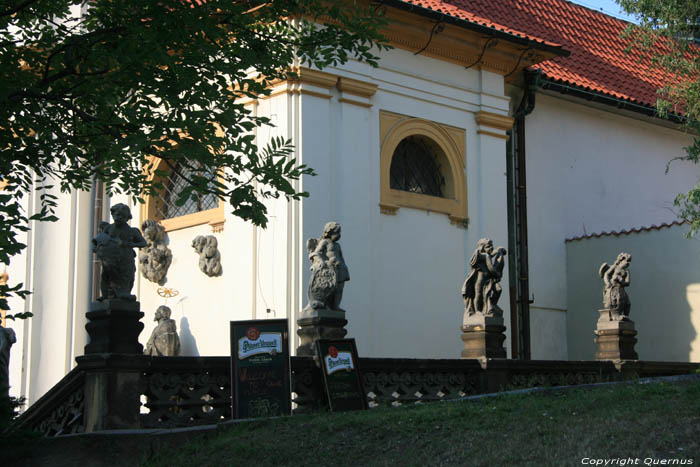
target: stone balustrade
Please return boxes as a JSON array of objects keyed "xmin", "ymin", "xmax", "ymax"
[{"xmin": 7, "ymin": 355, "xmax": 699, "ymax": 437}]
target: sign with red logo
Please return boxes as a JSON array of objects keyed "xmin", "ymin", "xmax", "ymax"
[
  {"xmin": 246, "ymin": 327, "xmax": 260, "ymax": 341},
  {"xmin": 230, "ymin": 319, "xmax": 290, "ymax": 419},
  {"xmin": 315, "ymin": 338, "xmax": 366, "ymax": 412},
  {"xmin": 328, "ymin": 346, "xmax": 339, "ymax": 359}
]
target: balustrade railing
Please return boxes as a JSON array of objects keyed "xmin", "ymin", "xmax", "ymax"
[
  {"xmin": 8, "ymin": 367, "xmax": 85, "ymax": 437},
  {"xmin": 140, "ymin": 356, "xmax": 231, "ymax": 428},
  {"xmin": 7, "ymin": 355, "xmax": 700, "ymax": 436}
]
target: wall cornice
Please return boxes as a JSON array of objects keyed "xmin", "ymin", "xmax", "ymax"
[
  {"xmin": 380, "ymin": 7, "xmax": 560, "ymax": 80},
  {"xmin": 475, "ymin": 111, "xmax": 515, "ymax": 131},
  {"xmin": 337, "ymin": 77, "xmax": 378, "ymax": 98}
]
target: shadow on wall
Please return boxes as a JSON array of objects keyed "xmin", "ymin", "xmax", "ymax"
[
  {"xmin": 566, "ymin": 225, "xmax": 700, "ymax": 362},
  {"xmin": 179, "ymin": 316, "xmax": 200, "ymax": 357},
  {"xmin": 174, "ymin": 296, "xmax": 199, "ymax": 356}
]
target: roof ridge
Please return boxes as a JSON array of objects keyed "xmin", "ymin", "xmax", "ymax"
[
  {"xmin": 564, "ymin": 220, "xmax": 689, "ymax": 243},
  {"xmin": 559, "ymin": 0, "xmax": 632, "ymax": 25}
]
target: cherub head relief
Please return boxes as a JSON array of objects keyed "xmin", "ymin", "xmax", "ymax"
[
  {"xmin": 192, "ymin": 235, "xmax": 222, "ymax": 277},
  {"xmin": 138, "ymin": 220, "xmax": 172, "ymax": 285}
]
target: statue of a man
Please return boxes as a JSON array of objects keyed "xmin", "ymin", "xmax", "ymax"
[
  {"xmin": 0, "ymin": 327, "xmax": 16, "ymax": 397},
  {"xmin": 462, "ymin": 238, "xmax": 507, "ymax": 317},
  {"xmin": 599, "ymin": 252, "xmax": 631, "ymax": 321},
  {"xmin": 305, "ymin": 222, "xmax": 350, "ymax": 311},
  {"xmin": 144, "ymin": 305, "xmax": 181, "ymax": 356},
  {"xmin": 92, "ymin": 203, "xmax": 147, "ymax": 301}
]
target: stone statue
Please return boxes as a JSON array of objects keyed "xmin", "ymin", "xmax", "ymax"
[
  {"xmin": 599, "ymin": 252, "xmax": 631, "ymax": 321},
  {"xmin": 192, "ymin": 235, "xmax": 222, "ymax": 277},
  {"xmin": 305, "ymin": 222, "xmax": 350, "ymax": 312},
  {"xmin": 462, "ymin": 238, "xmax": 507, "ymax": 317},
  {"xmin": 139, "ymin": 220, "xmax": 172, "ymax": 285},
  {"xmin": 92, "ymin": 203, "xmax": 147, "ymax": 301},
  {"xmin": 0, "ymin": 327, "xmax": 16, "ymax": 396},
  {"xmin": 144, "ymin": 305, "xmax": 180, "ymax": 356}
]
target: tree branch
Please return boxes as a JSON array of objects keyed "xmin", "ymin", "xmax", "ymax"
[{"xmin": 1, "ymin": 0, "xmax": 40, "ymax": 19}]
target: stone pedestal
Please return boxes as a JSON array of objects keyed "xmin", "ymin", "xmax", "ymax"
[
  {"xmin": 85, "ymin": 299, "xmax": 144, "ymax": 355},
  {"xmin": 77, "ymin": 353, "xmax": 149, "ymax": 432},
  {"xmin": 461, "ymin": 313, "xmax": 506, "ymax": 359},
  {"xmin": 296, "ymin": 308, "xmax": 347, "ymax": 357},
  {"xmin": 594, "ymin": 309, "xmax": 638, "ymax": 360}
]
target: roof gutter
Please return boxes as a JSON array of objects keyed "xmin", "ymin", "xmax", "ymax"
[
  {"xmin": 539, "ymin": 77, "xmax": 685, "ymax": 125},
  {"xmin": 378, "ymin": 0, "xmax": 570, "ymax": 58}
]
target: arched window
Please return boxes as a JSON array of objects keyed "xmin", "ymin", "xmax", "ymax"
[
  {"xmin": 389, "ymin": 135, "xmax": 445, "ymax": 197},
  {"xmin": 141, "ymin": 158, "xmax": 225, "ymax": 232},
  {"xmin": 379, "ymin": 111, "xmax": 468, "ymax": 226}
]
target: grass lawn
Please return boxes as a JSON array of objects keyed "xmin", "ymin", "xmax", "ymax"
[{"xmin": 143, "ymin": 379, "xmax": 700, "ymax": 467}]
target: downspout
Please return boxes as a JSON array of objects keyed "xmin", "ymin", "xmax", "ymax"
[
  {"xmin": 507, "ymin": 68, "xmax": 540, "ymax": 360},
  {"xmin": 88, "ymin": 177, "xmax": 104, "ymax": 304}
]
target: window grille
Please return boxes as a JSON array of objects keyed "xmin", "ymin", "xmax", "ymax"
[
  {"xmin": 389, "ymin": 136, "xmax": 445, "ymax": 197},
  {"xmin": 156, "ymin": 163, "xmax": 219, "ymax": 220}
]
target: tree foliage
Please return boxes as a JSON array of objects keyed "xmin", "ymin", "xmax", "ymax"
[
  {"xmin": 618, "ymin": 0, "xmax": 700, "ymax": 235},
  {"xmin": 0, "ymin": 0, "xmax": 388, "ymax": 317}
]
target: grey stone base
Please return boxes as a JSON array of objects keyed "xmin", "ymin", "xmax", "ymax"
[
  {"xmin": 85, "ymin": 300, "xmax": 144, "ymax": 355},
  {"xmin": 460, "ymin": 314, "xmax": 506, "ymax": 359},
  {"xmin": 595, "ymin": 311, "xmax": 638, "ymax": 360},
  {"xmin": 296, "ymin": 308, "xmax": 347, "ymax": 357}
]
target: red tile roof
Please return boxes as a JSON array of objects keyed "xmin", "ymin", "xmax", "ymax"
[
  {"xmin": 396, "ymin": 0, "xmax": 564, "ymax": 49},
  {"xmin": 400, "ymin": 0, "xmax": 669, "ymax": 108}
]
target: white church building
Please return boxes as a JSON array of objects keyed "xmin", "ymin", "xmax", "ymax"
[{"xmin": 6, "ymin": 0, "xmax": 700, "ymax": 405}]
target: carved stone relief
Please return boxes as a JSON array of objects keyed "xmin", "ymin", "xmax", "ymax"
[
  {"xmin": 192, "ymin": 235, "xmax": 222, "ymax": 277},
  {"xmin": 139, "ymin": 220, "xmax": 172, "ymax": 285}
]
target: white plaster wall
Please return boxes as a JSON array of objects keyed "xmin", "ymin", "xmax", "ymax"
[
  {"xmin": 138, "ymin": 97, "xmax": 294, "ymax": 357},
  {"xmin": 11, "ymin": 46, "xmax": 516, "ymax": 402},
  {"xmin": 566, "ymin": 225, "xmax": 700, "ymax": 362},
  {"xmin": 253, "ymin": 94, "xmax": 297, "ymax": 329},
  {"xmin": 523, "ymin": 93, "xmax": 698, "ymax": 360},
  {"xmin": 139, "ymin": 221, "xmax": 239, "ymax": 357},
  {"xmin": 10, "ymin": 184, "xmax": 92, "ymax": 405},
  {"xmin": 297, "ymin": 48, "xmax": 512, "ymax": 359},
  {"xmin": 7, "ymin": 191, "xmax": 29, "ymax": 401}
]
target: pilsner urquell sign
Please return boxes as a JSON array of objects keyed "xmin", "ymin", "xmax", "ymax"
[
  {"xmin": 316, "ymin": 338, "xmax": 367, "ymax": 412},
  {"xmin": 230, "ymin": 319, "xmax": 290, "ymax": 419}
]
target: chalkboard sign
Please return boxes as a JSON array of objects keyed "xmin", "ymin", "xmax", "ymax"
[
  {"xmin": 315, "ymin": 338, "xmax": 367, "ymax": 412},
  {"xmin": 230, "ymin": 319, "xmax": 290, "ymax": 419}
]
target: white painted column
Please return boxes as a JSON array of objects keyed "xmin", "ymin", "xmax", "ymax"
[{"xmin": 473, "ymin": 109, "xmax": 513, "ymax": 357}]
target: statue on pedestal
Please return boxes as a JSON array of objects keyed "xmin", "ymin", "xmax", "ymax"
[
  {"xmin": 139, "ymin": 220, "xmax": 172, "ymax": 285},
  {"xmin": 599, "ymin": 252, "xmax": 632, "ymax": 321},
  {"xmin": 144, "ymin": 305, "xmax": 180, "ymax": 357},
  {"xmin": 595, "ymin": 252, "xmax": 637, "ymax": 360},
  {"xmin": 305, "ymin": 222, "xmax": 350, "ymax": 312},
  {"xmin": 92, "ymin": 203, "xmax": 147, "ymax": 301},
  {"xmin": 297, "ymin": 221, "xmax": 350, "ymax": 357},
  {"xmin": 462, "ymin": 238, "xmax": 507, "ymax": 317}
]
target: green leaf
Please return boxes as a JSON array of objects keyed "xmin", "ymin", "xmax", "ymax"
[{"xmin": 0, "ymin": 0, "xmax": 387, "ymax": 312}]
